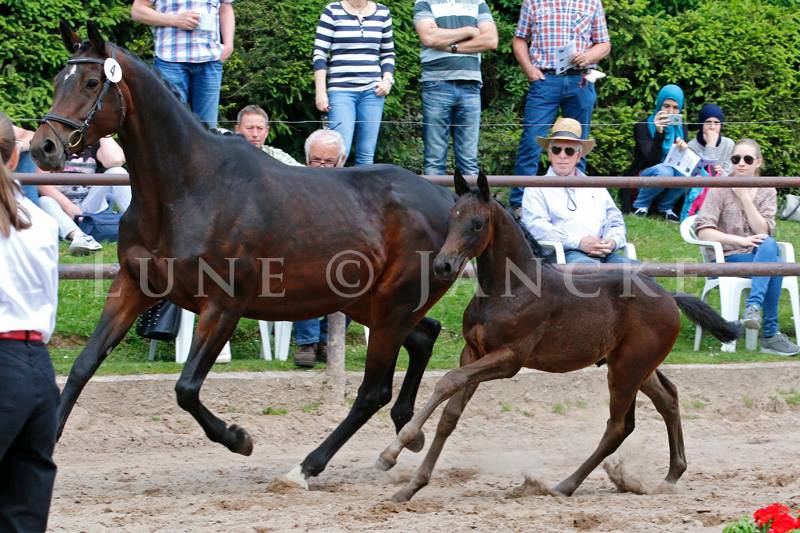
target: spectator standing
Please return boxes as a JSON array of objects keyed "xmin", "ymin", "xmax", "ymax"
[
  {"xmin": 0, "ymin": 111, "xmax": 60, "ymax": 533},
  {"xmin": 521, "ymin": 118, "xmax": 633, "ymax": 265},
  {"xmin": 695, "ymin": 139, "xmax": 800, "ymax": 356},
  {"xmin": 313, "ymin": 0, "xmax": 395, "ymax": 166},
  {"xmin": 132, "ymin": 0, "xmax": 235, "ymax": 128},
  {"xmin": 413, "ymin": 0, "xmax": 498, "ymax": 176},
  {"xmin": 508, "ymin": 0, "xmax": 611, "ymax": 214}
]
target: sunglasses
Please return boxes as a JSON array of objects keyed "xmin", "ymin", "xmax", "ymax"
[
  {"xmin": 550, "ymin": 145, "xmax": 578, "ymax": 156},
  {"xmin": 731, "ymin": 154, "xmax": 755, "ymax": 165}
]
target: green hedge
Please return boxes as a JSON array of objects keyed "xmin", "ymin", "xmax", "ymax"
[{"xmin": 3, "ymin": 0, "xmax": 799, "ymax": 181}]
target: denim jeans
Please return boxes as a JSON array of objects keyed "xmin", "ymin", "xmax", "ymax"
[
  {"xmin": 726, "ymin": 237, "xmax": 783, "ymax": 337},
  {"xmin": 564, "ymin": 250, "xmax": 638, "ymax": 265},
  {"xmin": 16, "ymin": 152, "xmax": 40, "ymax": 206},
  {"xmin": 154, "ymin": 58, "xmax": 223, "ymax": 128},
  {"xmin": 421, "ymin": 80, "xmax": 481, "ymax": 176},
  {"xmin": 328, "ymin": 90, "xmax": 385, "ymax": 166},
  {"xmin": 632, "ymin": 163, "xmax": 686, "ymax": 213},
  {"xmin": 510, "ymin": 74, "xmax": 597, "ymax": 208},
  {"xmin": 294, "ymin": 316, "xmax": 353, "ymax": 346}
]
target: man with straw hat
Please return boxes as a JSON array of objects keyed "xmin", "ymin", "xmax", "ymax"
[{"xmin": 520, "ymin": 117, "xmax": 634, "ymax": 264}]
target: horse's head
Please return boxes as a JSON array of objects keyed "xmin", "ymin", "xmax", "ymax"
[
  {"xmin": 433, "ymin": 169, "xmax": 493, "ymax": 281},
  {"xmin": 31, "ymin": 21, "xmax": 126, "ymax": 170}
]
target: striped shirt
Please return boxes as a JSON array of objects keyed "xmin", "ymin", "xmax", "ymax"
[
  {"xmin": 413, "ymin": 0, "xmax": 494, "ymax": 83},
  {"xmin": 150, "ymin": 0, "xmax": 234, "ymax": 64},
  {"xmin": 313, "ymin": 2, "xmax": 395, "ymax": 92},
  {"xmin": 515, "ymin": 0, "xmax": 609, "ymax": 70}
]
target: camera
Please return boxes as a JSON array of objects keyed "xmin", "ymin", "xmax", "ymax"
[{"xmin": 666, "ymin": 114, "xmax": 682, "ymax": 126}]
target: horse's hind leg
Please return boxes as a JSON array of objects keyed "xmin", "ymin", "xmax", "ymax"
[
  {"xmin": 639, "ymin": 369, "xmax": 686, "ymax": 485},
  {"xmin": 174, "ymin": 307, "xmax": 252, "ymax": 455},
  {"xmin": 391, "ymin": 317, "xmax": 442, "ymax": 453},
  {"xmin": 58, "ymin": 269, "xmax": 156, "ymax": 439}
]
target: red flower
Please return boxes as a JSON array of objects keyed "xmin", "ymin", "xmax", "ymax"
[
  {"xmin": 767, "ymin": 513, "xmax": 800, "ymax": 533},
  {"xmin": 755, "ymin": 504, "xmax": 792, "ymax": 527}
]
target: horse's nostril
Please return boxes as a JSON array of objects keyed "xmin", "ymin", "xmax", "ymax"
[{"xmin": 42, "ymin": 139, "xmax": 57, "ymax": 155}]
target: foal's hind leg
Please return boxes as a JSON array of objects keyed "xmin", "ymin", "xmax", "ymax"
[
  {"xmin": 391, "ymin": 317, "xmax": 442, "ymax": 453},
  {"xmin": 174, "ymin": 307, "xmax": 252, "ymax": 455},
  {"xmin": 639, "ymin": 369, "xmax": 686, "ymax": 485}
]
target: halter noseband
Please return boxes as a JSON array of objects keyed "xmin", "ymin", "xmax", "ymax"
[{"xmin": 40, "ymin": 47, "xmax": 127, "ymax": 156}]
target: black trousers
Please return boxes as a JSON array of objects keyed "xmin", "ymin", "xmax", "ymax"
[{"xmin": 0, "ymin": 339, "xmax": 59, "ymax": 533}]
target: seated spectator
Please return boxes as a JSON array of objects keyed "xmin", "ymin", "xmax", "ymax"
[
  {"xmin": 37, "ymin": 136, "xmax": 130, "ymax": 255},
  {"xmin": 625, "ymin": 84, "xmax": 689, "ymax": 222},
  {"xmin": 521, "ymin": 118, "xmax": 634, "ymax": 265},
  {"xmin": 293, "ymin": 128, "xmax": 347, "ymax": 367},
  {"xmin": 694, "ymin": 138, "xmax": 800, "ymax": 356},
  {"xmin": 681, "ymin": 103, "xmax": 736, "ymax": 220},
  {"xmin": 234, "ymin": 105, "xmax": 302, "ymax": 166}
]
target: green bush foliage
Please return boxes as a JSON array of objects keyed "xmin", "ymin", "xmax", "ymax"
[{"xmin": 2, "ymin": 0, "xmax": 799, "ymax": 179}]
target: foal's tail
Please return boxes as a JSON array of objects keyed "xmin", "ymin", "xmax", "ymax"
[{"xmin": 672, "ymin": 292, "xmax": 740, "ymax": 342}]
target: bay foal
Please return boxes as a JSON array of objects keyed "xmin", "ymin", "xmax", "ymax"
[{"xmin": 377, "ymin": 171, "xmax": 739, "ymax": 501}]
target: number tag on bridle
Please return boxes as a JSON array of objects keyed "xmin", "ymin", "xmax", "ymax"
[{"xmin": 104, "ymin": 58, "xmax": 122, "ymax": 83}]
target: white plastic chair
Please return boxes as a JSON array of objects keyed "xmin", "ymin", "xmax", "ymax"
[
  {"xmin": 538, "ymin": 240, "xmax": 637, "ymax": 263},
  {"xmin": 173, "ymin": 309, "xmax": 292, "ymax": 363},
  {"xmin": 679, "ymin": 215, "xmax": 800, "ymax": 352}
]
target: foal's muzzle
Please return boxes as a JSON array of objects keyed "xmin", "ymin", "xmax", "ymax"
[
  {"xmin": 30, "ymin": 134, "xmax": 66, "ymax": 171},
  {"xmin": 433, "ymin": 253, "xmax": 464, "ymax": 281}
]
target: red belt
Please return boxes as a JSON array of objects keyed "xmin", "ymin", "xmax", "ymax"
[{"xmin": 0, "ymin": 330, "xmax": 43, "ymax": 341}]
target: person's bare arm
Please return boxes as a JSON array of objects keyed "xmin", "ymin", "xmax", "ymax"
[
  {"xmin": 570, "ymin": 42, "xmax": 611, "ymax": 69},
  {"xmin": 96, "ymin": 137, "xmax": 126, "ymax": 168},
  {"xmin": 696, "ymin": 227, "xmax": 766, "ymax": 249},
  {"xmin": 512, "ymin": 36, "xmax": 543, "ymax": 81},
  {"xmin": 219, "ymin": 3, "xmax": 235, "ymax": 61},
  {"xmin": 12, "ymin": 126, "xmax": 34, "ymax": 151},
  {"xmin": 39, "ymin": 185, "xmax": 83, "ymax": 218},
  {"xmin": 454, "ymin": 21, "xmax": 498, "ymax": 53},
  {"xmin": 414, "ymin": 19, "xmax": 480, "ymax": 49},
  {"xmin": 131, "ymin": 0, "xmax": 200, "ymax": 30}
]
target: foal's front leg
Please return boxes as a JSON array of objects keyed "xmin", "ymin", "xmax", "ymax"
[{"xmin": 376, "ymin": 346, "xmax": 517, "ymax": 471}]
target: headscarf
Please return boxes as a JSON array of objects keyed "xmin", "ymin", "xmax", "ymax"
[
  {"xmin": 647, "ymin": 84, "xmax": 685, "ymax": 158},
  {"xmin": 695, "ymin": 103, "xmax": 725, "ymax": 146}
]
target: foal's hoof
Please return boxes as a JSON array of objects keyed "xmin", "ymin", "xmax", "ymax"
[
  {"xmin": 284, "ymin": 464, "xmax": 310, "ymax": 490},
  {"xmin": 228, "ymin": 424, "xmax": 254, "ymax": 456},
  {"xmin": 375, "ymin": 452, "xmax": 397, "ymax": 472},
  {"xmin": 551, "ymin": 481, "xmax": 575, "ymax": 497},
  {"xmin": 406, "ymin": 430, "xmax": 425, "ymax": 453},
  {"xmin": 391, "ymin": 486, "xmax": 415, "ymax": 503}
]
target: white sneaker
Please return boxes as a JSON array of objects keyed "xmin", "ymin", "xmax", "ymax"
[{"xmin": 69, "ymin": 233, "xmax": 103, "ymax": 255}]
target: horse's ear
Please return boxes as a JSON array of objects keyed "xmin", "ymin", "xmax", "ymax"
[
  {"xmin": 477, "ymin": 171, "xmax": 490, "ymax": 202},
  {"xmin": 453, "ymin": 168, "xmax": 470, "ymax": 196},
  {"xmin": 59, "ymin": 20, "xmax": 81, "ymax": 53},
  {"xmin": 86, "ymin": 20, "xmax": 106, "ymax": 54}
]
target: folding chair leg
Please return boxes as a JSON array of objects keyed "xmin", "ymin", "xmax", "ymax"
[
  {"xmin": 719, "ymin": 281, "xmax": 744, "ymax": 352},
  {"xmin": 148, "ymin": 339, "xmax": 158, "ymax": 362},
  {"xmin": 258, "ymin": 321, "xmax": 273, "ymax": 361}
]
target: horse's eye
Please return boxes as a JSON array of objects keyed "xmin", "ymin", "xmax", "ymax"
[
  {"xmin": 86, "ymin": 78, "xmax": 100, "ymax": 89},
  {"xmin": 472, "ymin": 219, "xmax": 483, "ymax": 231}
]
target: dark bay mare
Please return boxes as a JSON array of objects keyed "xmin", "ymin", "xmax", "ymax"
[
  {"xmin": 376, "ymin": 172, "xmax": 740, "ymax": 502},
  {"xmin": 31, "ymin": 21, "xmax": 457, "ymax": 488}
]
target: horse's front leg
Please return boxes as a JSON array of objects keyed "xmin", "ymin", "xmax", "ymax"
[
  {"xmin": 58, "ymin": 268, "xmax": 157, "ymax": 439},
  {"xmin": 174, "ymin": 306, "xmax": 251, "ymax": 455}
]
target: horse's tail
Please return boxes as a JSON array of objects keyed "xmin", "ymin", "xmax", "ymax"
[{"xmin": 672, "ymin": 292, "xmax": 740, "ymax": 342}]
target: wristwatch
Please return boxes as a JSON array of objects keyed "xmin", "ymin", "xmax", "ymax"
[{"xmin": 450, "ymin": 43, "xmax": 458, "ymax": 54}]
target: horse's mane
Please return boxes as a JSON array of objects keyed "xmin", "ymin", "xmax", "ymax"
[{"xmin": 488, "ymin": 196, "xmax": 550, "ymax": 261}]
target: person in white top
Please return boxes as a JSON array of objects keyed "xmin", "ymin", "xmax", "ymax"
[
  {"xmin": 0, "ymin": 111, "xmax": 60, "ymax": 532},
  {"xmin": 520, "ymin": 117, "xmax": 635, "ymax": 264}
]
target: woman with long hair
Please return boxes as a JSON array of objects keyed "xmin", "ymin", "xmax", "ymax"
[
  {"xmin": 695, "ymin": 138, "xmax": 800, "ymax": 356},
  {"xmin": 0, "ymin": 111, "xmax": 60, "ymax": 531}
]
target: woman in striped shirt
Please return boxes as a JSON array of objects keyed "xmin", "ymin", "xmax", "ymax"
[{"xmin": 313, "ymin": 0, "xmax": 395, "ymax": 166}]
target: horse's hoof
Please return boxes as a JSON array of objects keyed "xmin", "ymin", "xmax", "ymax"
[
  {"xmin": 407, "ymin": 430, "xmax": 425, "ymax": 453},
  {"xmin": 284, "ymin": 465, "xmax": 309, "ymax": 490},
  {"xmin": 375, "ymin": 452, "xmax": 397, "ymax": 472},
  {"xmin": 391, "ymin": 487, "xmax": 414, "ymax": 503},
  {"xmin": 551, "ymin": 481, "xmax": 574, "ymax": 497},
  {"xmin": 229, "ymin": 424, "xmax": 254, "ymax": 456}
]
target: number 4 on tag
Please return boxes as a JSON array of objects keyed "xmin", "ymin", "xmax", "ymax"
[{"xmin": 104, "ymin": 58, "xmax": 123, "ymax": 83}]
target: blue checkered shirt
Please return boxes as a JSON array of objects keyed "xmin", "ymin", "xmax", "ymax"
[{"xmin": 150, "ymin": 0, "xmax": 234, "ymax": 63}]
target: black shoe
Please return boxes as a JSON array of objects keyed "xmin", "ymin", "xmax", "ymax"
[
  {"xmin": 633, "ymin": 207, "xmax": 648, "ymax": 217},
  {"xmin": 294, "ymin": 344, "xmax": 317, "ymax": 368},
  {"xmin": 662, "ymin": 210, "xmax": 680, "ymax": 223},
  {"xmin": 316, "ymin": 341, "xmax": 328, "ymax": 363}
]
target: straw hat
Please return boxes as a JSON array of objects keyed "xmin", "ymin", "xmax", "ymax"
[{"xmin": 536, "ymin": 117, "xmax": 596, "ymax": 155}]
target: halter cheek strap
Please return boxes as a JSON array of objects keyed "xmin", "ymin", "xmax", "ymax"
[{"xmin": 41, "ymin": 48, "xmax": 127, "ymax": 157}]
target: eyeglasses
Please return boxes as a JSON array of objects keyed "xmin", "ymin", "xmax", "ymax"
[
  {"xmin": 731, "ymin": 154, "xmax": 755, "ymax": 165},
  {"xmin": 550, "ymin": 146, "xmax": 578, "ymax": 157},
  {"xmin": 308, "ymin": 158, "xmax": 339, "ymax": 168}
]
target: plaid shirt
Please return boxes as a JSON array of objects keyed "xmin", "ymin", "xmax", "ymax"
[
  {"xmin": 515, "ymin": 0, "xmax": 609, "ymax": 70},
  {"xmin": 151, "ymin": 0, "xmax": 234, "ymax": 64}
]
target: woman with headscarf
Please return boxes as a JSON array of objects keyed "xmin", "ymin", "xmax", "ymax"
[
  {"xmin": 0, "ymin": 111, "xmax": 60, "ymax": 532},
  {"xmin": 624, "ymin": 84, "xmax": 689, "ymax": 222}
]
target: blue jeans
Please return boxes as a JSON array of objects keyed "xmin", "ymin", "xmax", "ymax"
[
  {"xmin": 726, "ymin": 237, "xmax": 783, "ymax": 337},
  {"xmin": 16, "ymin": 151, "xmax": 40, "ymax": 206},
  {"xmin": 564, "ymin": 250, "xmax": 638, "ymax": 265},
  {"xmin": 421, "ymin": 80, "xmax": 481, "ymax": 176},
  {"xmin": 510, "ymin": 74, "xmax": 597, "ymax": 208},
  {"xmin": 328, "ymin": 90, "xmax": 385, "ymax": 166},
  {"xmin": 154, "ymin": 58, "xmax": 223, "ymax": 128},
  {"xmin": 293, "ymin": 316, "xmax": 353, "ymax": 346},
  {"xmin": 632, "ymin": 163, "xmax": 686, "ymax": 213}
]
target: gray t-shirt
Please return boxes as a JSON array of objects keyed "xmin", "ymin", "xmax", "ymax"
[{"xmin": 687, "ymin": 135, "xmax": 735, "ymax": 176}]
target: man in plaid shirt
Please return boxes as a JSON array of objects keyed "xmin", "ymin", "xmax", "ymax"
[
  {"xmin": 508, "ymin": 0, "xmax": 610, "ymax": 214},
  {"xmin": 132, "ymin": 0, "xmax": 235, "ymax": 128}
]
